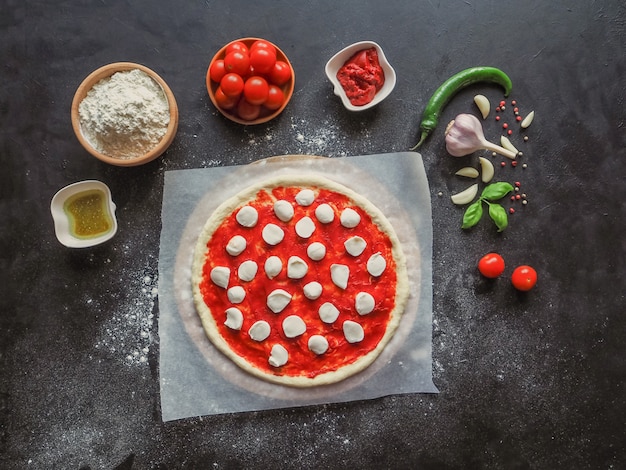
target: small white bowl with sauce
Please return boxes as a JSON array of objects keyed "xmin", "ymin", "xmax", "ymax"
[
  {"xmin": 325, "ymin": 40, "xmax": 396, "ymax": 111},
  {"xmin": 51, "ymin": 180, "xmax": 118, "ymax": 248}
]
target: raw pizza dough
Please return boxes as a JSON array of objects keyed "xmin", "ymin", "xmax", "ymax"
[{"xmin": 191, "ymin": 174, "xmax": 409, "ymax": 387}]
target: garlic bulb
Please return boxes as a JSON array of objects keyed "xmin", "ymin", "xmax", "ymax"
[{"xmin": 445, "ymin": 114, "xmax": 517, "ymax": 159}]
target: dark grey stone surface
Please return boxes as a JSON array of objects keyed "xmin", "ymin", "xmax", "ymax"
[{"xmin": 1, "ymin": 1, "xmax": 624, "ymax": 468}]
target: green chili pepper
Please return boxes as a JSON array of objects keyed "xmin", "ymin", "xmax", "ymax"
[{"xmin": 410, "ymin": 67, "xmax": 513, "ymax": 150}]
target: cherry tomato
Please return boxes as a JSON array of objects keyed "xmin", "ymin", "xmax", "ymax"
[
  {"xmin": 478, "ymin": 253, "xmax": 505, "ymax": 279},
  {"xmin": 225, "ymin": 41, "xmax": 249, "ymax": 56},
  {"xmin": 220, "ymin": 73, "xmax": 244, "ymax": 97},
  {"xmin": 209, "ymin": 59, "xmax": 226, "ymax": 83},
  {"xmin": 249, "ymin": 47, "xmax": 276, "ymax": 74},
  {"xmin": 214, "ymin": 86, "xmax": 238, "ymax": 110},
  {"xmin": 243, "ymin": 76, "xmax": 269, "ymax": 105},
  {"xmin": 250, "ymin": 40, "xmax": 276, "ymax": 55},
  {"xmin": 269, "ymin": 60, "xmax": 292, "ymax": 86},
  {"xmin": 511, "ymin": 265, "xmax": 538, "ymax": 291},
  {"xmin": 237, "ymin": 98, "xmax": 261, "ymax": 121},
  {"xmin": 264, "ymin": 84, "xmax": 284, "ymax": 110},
  {"xmin": 224, "ymin": 51, "xmax": 250, "ymax": 76}
]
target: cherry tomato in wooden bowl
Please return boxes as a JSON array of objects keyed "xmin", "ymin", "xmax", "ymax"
[
  {"xmin": 206, "ymin": 38, "xmax": 295, "ymax": 125},
  {"xmin": 478, "ymin": 252, "xmax": 506, "ymax": 279},
  {"xmin": 511, "ymin": 265, "xmax": 538, "ymax": 291}
]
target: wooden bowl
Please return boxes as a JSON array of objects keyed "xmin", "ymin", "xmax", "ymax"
[
  {"xmin": 71, "ymin": 62, "xmax": 179, "ymax": 167},
  {"xmin": 206, "ymin": 38, "xmax": 295, "ymax": 125}
]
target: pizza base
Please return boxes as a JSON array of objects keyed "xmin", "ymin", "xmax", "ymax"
[{"xmin": 191, "ymin": 174, "xmax": 409, "ymax": 388}]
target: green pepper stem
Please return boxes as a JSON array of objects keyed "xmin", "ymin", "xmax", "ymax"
[{"xmin": 410, "ymin": 131, "xmax": 429, "ymax": 150}]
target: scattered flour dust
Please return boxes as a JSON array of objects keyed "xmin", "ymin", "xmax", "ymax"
[
  {"xmin": 290, "ymin": 117, "xmax": 349, "ymax": 156},
  {"xmin": 93, "ymin": 263, "xmax": 158, "ymax": 366},
  {"xmin": 241, "ymin": 116, "xmax": 350, "ymax": 157}
]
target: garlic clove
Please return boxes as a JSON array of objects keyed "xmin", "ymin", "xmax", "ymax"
[
  {"xmin": 500, "ymin": 135, "xmax": 519, "ymax": 155},
  {"xmin": 473, "ymin": 94, "xmax": 490, "ymax": 119},
  {"xmin": 455, "ymin": 167, "xmax": 479, "ymax": 178},
  {"xmin": 479, "ymin": 157, "xmax": 494, "ymax": 183},
  {"xmin": 521, "ymin": 110, "xmax": 535, "ymax": 129},
  {"xmin": 450, "ymin": 183, "xmax": 479, "ymax": 205}
]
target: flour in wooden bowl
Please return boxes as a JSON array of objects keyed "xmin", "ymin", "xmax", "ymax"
[{"xmin": 78, "ymin": 69, "xmax": 170, "ymax": 159}]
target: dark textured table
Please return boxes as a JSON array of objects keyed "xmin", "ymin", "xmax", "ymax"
[{"xmin": 2, "ymin": 1, "xmax": 625, "ymax": 468}]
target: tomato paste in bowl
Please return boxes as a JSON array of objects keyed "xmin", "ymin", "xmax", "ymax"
[
  {"xmin": 325, "ymin": 41, "xmax": 396, "ymax": 111},
  {"xmin": 336, "ymin": 47, "xmax": 385, "ymax": 106}
]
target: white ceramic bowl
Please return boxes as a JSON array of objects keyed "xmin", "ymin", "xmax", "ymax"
[
  {"xmin": 325, "ymin": 41, "xmax": 396, "ymax": 111},
  {"xmin": 51, "ymin": 180, "xmax": 118, "ymax": 248}
]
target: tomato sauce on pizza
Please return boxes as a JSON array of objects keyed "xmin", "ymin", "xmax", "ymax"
[{"xmin": 192, "ymin": 175, "xmax": 408, "ymax": 387}]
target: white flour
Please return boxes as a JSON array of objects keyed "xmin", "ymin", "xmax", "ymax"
[
  {"xmin": 78, "ymin": 69, "xmax": 170, "ymax": 159},
  {"xmin": 289, "ymin": 117, "xmax": 349, "ymax": 157},
  {"xmin": 92, "ymin": 257, "xmax": 157, "ymax": 367}
]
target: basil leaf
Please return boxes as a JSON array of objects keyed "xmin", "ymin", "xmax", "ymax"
[
  {"xmin": 488, "ymin": 203, "xmax": 509, "ymax": 232},
  {"xmin": 481, "ymin": 182, "xmax": 514, "ymax": 202},
  {"xmin": 461, "ymin": 199, "xmax": 483, "ymax": 229}
]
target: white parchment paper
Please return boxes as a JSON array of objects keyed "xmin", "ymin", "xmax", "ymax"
[{"xmin": 158, "ymin": 152, "xmax": 438, "ymax": 421}]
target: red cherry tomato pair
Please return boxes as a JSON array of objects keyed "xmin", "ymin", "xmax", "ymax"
[
  {"xmin": 209, "ymin": 39, "xmax": 291, "ymax": 121},
  {"xmin": 477, "ymin": 253, "xmax": 537, "ymax": 291}
]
